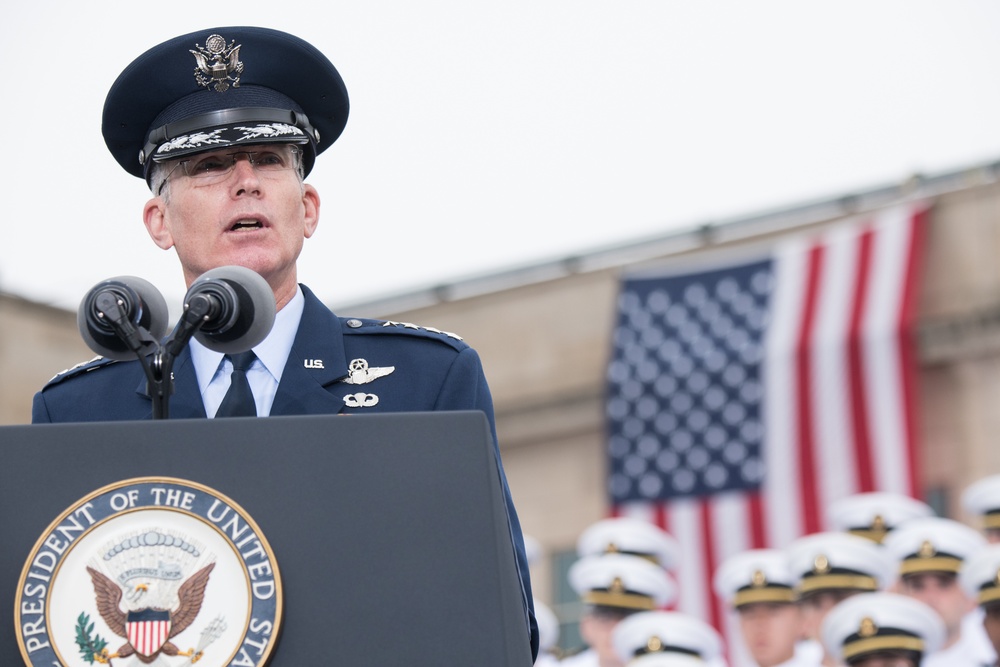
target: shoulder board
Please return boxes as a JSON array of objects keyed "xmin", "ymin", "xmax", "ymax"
[
  {"xmin": 340, "ymin": 317, "xmax": 467, "ymax": 349},
  {"xmin": 43, "ymin": 356, "xmax": 117, "ymax": 388}
]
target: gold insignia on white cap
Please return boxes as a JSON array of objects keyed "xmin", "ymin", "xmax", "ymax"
[
  {"xmin": 789, "ymin": 532, "xmax": 892, "ymax": 595},
  {"xmin": 568, "ymin": 553, "xmax": 676, "ymax": 611},
  {"xmin": 827, "ymin": 492, "xmax": 933, "ymax": 543},
  {"xmin": 962, "ymin": 474, "xmax": 1000, "ymax": 530},
  {"xmin": 821, "ymin": 592, "xmax": 944, "ymax": 662},
  {"xmin": 713, "ymin": 549, "xmax": 797, "ymax": 608},
  {"xmin": 611, "ymin": 610, "xmax": 723, "ymax": 664},
  {"xmin": 958, "ymin": 544, "xmax": 1000, "ymax": 605},
  {"xmin": 883, "ymin": 516, "xmax": 986, "ymax": 577},
  {"xmin": 577, "ymin": 517, "xmax": 680, "ymax": 570}
]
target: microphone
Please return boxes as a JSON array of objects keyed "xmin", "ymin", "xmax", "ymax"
[
  {"xmin": 77, "ymin": 276, "xmax": 169, "ymax": 360},
  {"xmin": 182, "ymin": 266, "xmax": 276, "ymax": 354}
]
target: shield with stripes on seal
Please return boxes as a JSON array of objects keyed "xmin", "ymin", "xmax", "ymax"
[{"xmin": 126, "ymin": 608, "xmax": 172, "ymax": 657}]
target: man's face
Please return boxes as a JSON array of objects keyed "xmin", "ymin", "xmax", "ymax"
[
  {"xmin": 579, "ymin": 608, "xmax": 629, "ymax": 667},
  {"xmin": 737, "ymin": 602, "xmax": 800, "ymax": 667},
  {"xmin": 850, "ymin": 651, "xmax": 918, "ymax": 667},
  {"xmin": 897, "ymin": 572, "xmax": 973, "ymax": 639},
  {"xmin": 798, "ymin": 590, "xmax": 855, "ymax": 642},
  {"xmin": 983, "ymin": 604, "xmax": 1000, "ymax": 658},
  {"xmin": 143, "ymin": 143, "xmax": 319, "ymax": 306}
]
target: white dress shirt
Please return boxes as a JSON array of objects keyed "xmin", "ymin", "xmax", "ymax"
[{"xmin": 191, "ymin": 286, "xmax": 304, "ymax": 417}]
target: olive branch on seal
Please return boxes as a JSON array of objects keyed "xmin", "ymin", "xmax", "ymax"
[{"xmin": 74, "ymin": 612, "xmax": 109, "ymax": 665}]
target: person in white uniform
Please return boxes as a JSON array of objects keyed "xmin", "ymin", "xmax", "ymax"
[
  {"xmin": 821, "ymin": 592, "xmax": 945, "ymax": 667},
  {"xmin": 576, "ymin": 517, "xmax": 680, "ymax": 572},
  {"xmin": 883, "ymin": 516, "xmax": 994, "ymax": 667},
  {"xmin": 714, "ymin": 548, "xmax": 817, "ymax": 667},
  {"xmin": 962, "ymin": 476, "xmax": 1000, "ymax": 544},
  {"xmin": 959, "ymin": 543, "xmax": 1000, "ymax": 666},
  {"xmin": 561, "ymin": 554, "xmax": 676, "ymax": 667},
  {"xmin": 788, "ymin": 531, "xmax": 895, "ymax": 666},
  {"xmin": 827, "ymin": 492, "xmax": 934, "ymax": 544},
  {"xmin": 611, "ymin": 610, "xmax": 725, "ymax": 666}
]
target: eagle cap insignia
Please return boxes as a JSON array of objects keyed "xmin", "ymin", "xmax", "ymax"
[
  {"xmin": 859, "ymin": 616, "xmax": 878, "ymax": 638},
  {"xmin": 609, "ymin": 577, "xmax": 626, "ymax": 595},
  {"xmin": 751, "ymin": 569, "xmax": 767, "ymax": 588},
  {"xmin": 646, "ymin": 635, "xmax": 664, "ymax": 652},
  {"xmin": 191, "ymin": 34, "xmax": 244, "ymax": 92},
  {"xmin": 918, "ymin": 540, "xmax": 936, "ymax": 559},
  {"xmin": 813, "ymin": 554, "xmax": 830, "ymax": 574}
]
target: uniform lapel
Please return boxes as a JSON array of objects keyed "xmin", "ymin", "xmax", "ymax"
[{"xmin": 270, "ymin": 286, "xmax": 350, "ymax": 416}]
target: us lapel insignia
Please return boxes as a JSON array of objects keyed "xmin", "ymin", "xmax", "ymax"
[
  {"xmin": 344, "ymin": 392, "xmax": 379, "ymax": 408},
  {"xmin": 343, "ymin": 358, "xmax": 395, "ymax": 385}
]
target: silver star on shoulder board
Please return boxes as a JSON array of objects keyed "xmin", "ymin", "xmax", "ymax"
[{"xmin": 343, "ymin": 358, "xmax": 395, "ymax": 385}]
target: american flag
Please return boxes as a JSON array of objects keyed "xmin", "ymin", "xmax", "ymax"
[{"xmin": 604, "ymin": 203, "xmax": 926, "ymax": 663}]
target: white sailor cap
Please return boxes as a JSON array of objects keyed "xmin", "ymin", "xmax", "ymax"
[
  {"xmin": 820, "ymin": 592, "xmax": 945, "ymax": 664},
  {"xmin": 577, "ymin": 517, "xmax": 680, "ymax": 570},
  {"xmin": 962, "ymin": 475, "xmax": 1000, "ymax": 532},
  {"xmin": 611, "ymin": 610, "xmax": 723, "ymax": 664},
  {"xmin": 959, "ymin": 543, "xmax": 1000, "ymax": 606},
  {"xmin": 533, "ymin": 598, "xmax": 560, "ymax": 653},
  {"xmin": 568, "ymin": 553, "xmax": 677, "ymax": 611},
  {"xmin": 882, "ymin": 516, "xmax": 986, "ymax": 577},
  {"xmin": 788, "ymin": 532, "xmax": 894, "ymax": 596},
  {"xmin": 713, "ymin": 548, "xmax": 797, "ymax": 608},
  {"xmin": 827, "ymin": 492, "xmax": 933, "ymax": 543}
]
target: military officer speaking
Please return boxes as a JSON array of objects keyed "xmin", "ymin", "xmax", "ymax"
[{"xmin": 29, "ymin": 25, "xmax": 538, "ymax": 658}]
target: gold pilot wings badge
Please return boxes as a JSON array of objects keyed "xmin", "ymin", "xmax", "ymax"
[{"xmin": 342, "ymin": 358, "xmax": 395, "ymax": 385}]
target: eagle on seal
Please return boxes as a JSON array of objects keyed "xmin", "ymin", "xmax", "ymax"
[{"xmin": 86, "ymin": 562, "xmax": 215, "ymax": 663}]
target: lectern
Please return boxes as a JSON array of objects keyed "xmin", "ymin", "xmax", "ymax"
[{"xmin": 1, "ymin": 412, "xmax": 533, "ymax": 666}]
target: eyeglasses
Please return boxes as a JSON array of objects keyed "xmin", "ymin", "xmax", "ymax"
[{"xmin": 158, "ymin": 145, "xmax": 302, "ymax": 193}]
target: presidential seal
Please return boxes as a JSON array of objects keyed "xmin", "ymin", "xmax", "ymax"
[{"xmin": 15, "ymin": 478, "xmax": 282, "ymax": 666}]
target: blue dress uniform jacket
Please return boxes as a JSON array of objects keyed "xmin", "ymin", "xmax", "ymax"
[{"xmin": 32, "ymin": 284, "xmax": 539, "ymax": 658}]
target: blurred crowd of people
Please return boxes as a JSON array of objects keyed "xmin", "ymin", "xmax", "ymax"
[{"xmin": 528, "ymin": 474, "xmax": 1000, "ymax": 667}]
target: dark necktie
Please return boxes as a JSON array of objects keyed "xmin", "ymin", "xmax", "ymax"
[{"xmin": 215, "ymin": 351, "xmax": 257, "ymax": 417}]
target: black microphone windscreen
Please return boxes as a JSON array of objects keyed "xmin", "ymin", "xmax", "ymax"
[
  {"xmin": 185, "ymin": 266, "xmax": 276, "ymax": 354},
  {"xmin": 77, "ymin": 276, "xmax": 168, "ymax": 360}
]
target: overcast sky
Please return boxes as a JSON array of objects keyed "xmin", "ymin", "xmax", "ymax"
[{"xmin": 3, "ymin": 1, "xmax": 999, "ymax": 316}]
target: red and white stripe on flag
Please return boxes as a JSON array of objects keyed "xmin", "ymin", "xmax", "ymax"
[{"xmin": 609, "ymin": 202, "xmax": 927, "ymax": 664}]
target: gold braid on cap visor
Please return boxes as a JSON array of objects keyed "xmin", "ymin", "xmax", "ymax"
[
  {"xmin": 583, "ymin": 590, "xmax": 656, "ymax": 610},
  {"xmin": 842, "ymin": 635, "xmax": 924, "ymax": 661},
  {"xmin": 899, "ymin": 556, "xmax": 962, "ymax": 576},
  {"xmin": 733, "ymin": 586, "xmax": 797, "ymax": 607},
  {"xmin": 797, "ymin": 574, "xmax": 878, "ymax": 594}
]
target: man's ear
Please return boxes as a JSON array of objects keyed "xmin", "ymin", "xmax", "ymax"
[
  {"xmin": 303, "ymin": 184, "xmax": 320, "ymax": 239},
  {"xmin": 143, "ymin": 197, "xmax": 174, "ymax": 250}
]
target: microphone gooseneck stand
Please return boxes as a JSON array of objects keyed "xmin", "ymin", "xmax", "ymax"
[{"xmin": 96, "ymin": 291, "xmax": 216, "ymax": 420}]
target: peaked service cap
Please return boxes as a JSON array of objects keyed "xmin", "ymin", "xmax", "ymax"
[
  {"xmin": 102, "ymin": 26, "xmax": 349, "ymax": 183},
  {"xmin": 882, "ymin": 516, "xmax": 986, "ymax": 577},
  {"xmin": 820, "ymin": 592, "xmax": 945, "ymax": 664},
  {"xmin": 577, "ymin": 517, "xmax": 680, "ymax": 570},
  {"xmin": 826, "ymin": 492, "xmax": 933, "ymax": 543}
]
